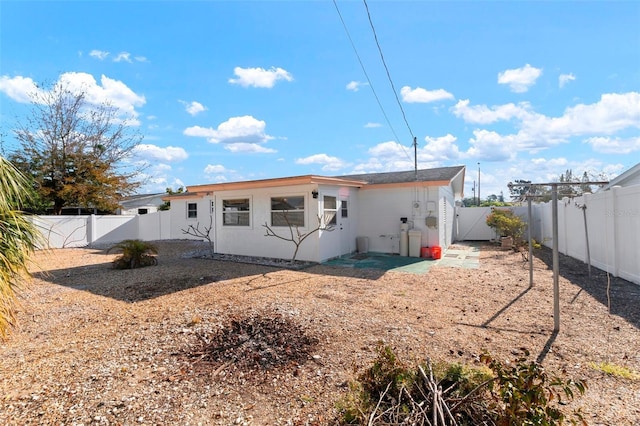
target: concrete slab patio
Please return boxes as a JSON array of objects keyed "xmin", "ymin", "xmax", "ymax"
[{"xmin": 323, "ymin": 242, "xmax": 481, "ymax": 274}]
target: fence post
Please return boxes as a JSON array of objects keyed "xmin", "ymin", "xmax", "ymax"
[
  {"xmin": 88, "ymin": 214, "xmax": 97, "ymax": 245},
  {"xmin": 612, "ymin": 186, "xmax": 621, "ymax": 277}
]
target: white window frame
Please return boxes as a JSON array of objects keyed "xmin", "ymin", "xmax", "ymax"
[
  {"xmin": 323, "ymin": 195, "xmax": 338, "ymax": 226},
  {"xmin": 270, "ymin": 195, "xmax": 305, "ymax": 227},
  {"xmin": 187, "ymin": 202, "xmax": 198, "ymax": 219},
  {"xmin": 222, "ymin": 198, "xmax": 251, "ymax": 227}
]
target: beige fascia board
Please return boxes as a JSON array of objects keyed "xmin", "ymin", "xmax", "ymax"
[{"xmin": 185, "ymin": 175, "xmax": 366, "ymax": 193}]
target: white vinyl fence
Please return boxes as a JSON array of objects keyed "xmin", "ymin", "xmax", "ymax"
[
  {"xmin": 31, "ymin": 210, "xmax": 171, "ymax": 248},
  {"xmin": 455, "ymin": 185, "xmax": 640, "ymax": 285}
]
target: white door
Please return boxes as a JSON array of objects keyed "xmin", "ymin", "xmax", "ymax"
[{"xmin": 339, "ymin": 197, "xmax": 353, "ymax": 255}]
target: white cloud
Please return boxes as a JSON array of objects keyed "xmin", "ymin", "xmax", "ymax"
[
  {"xmin": 522, "ymin": 92, "xmax": 640, "ymax": 137},
  {"xmin": 452, "ymin": 100, "xmax": 532, "ymax": 124},
  {"xmin": 559, "ymin": 73, "xmax": 576, "ymax": 88},
  {"xmin": 113, "ymin": 52, "xmax": 132, "ymax": 63},
  {"xmin": 497, "ymin": 64, "xmax": 542, "ymax": 93},
  {"xmin": 0, "ymin": 72, "xmax": 145, "ymax": 123},
  {"xmin": 346, "ymin": 81, "xmax": 367, "ymax": 92},
  {"xmin": 224, "ymin": 143, "xmax": 277, "ymax": 154},
  {"xmin": 180, "ymin": 100, "xmax": 207, "ymax": 116},
  {"xmin": 133, "ymin": 144, "xmax": 188, "ymax": 162},
  {"xmin": 0, "ymin": 75, "xmax": 41, "ymax": 103},
  {"xmin": 364, "ymin": 122, "xmax": 382, "ymax": 128},
  {"xmin": 421, "ymin": 134, "xmax": 461, "ymax": 161},
  {"xmin": 466, "ymin": 129, "xmax": 520, "ymax": 162},
  {"xmin": 89, "ymin": 49, "xmax": 109, "ymax": 60},
  {"xmin": 204, "ymin": 164, "xmax": 228, "ymax": 174},
  {"xmin": 400, "ymin": 86, "xmax": 454, "ymax": 103},
  {"xmin": 134, "ymin": 56, "xmax": 148, "ymax": 63},
  {"xmin": 228, "ymin": 66, "xmax": 293, "ymax": 88},
  {"xmin": 453, "ymin": 92, "xmax": 640, "ymax": 158},
  {"xmin": 295, "ymin": 154, "xmax": 348, "ymax": 171},
  {"xmin": 184, "ymin": 115, "xmax": 274, "ymax": 145},
  {"xmin": 531, "ymin": 157, "xmax": 568, "ymax": 167},
  {"xmin": 584, "ymin": 136, "xmax": 640, "ymax": 154}
]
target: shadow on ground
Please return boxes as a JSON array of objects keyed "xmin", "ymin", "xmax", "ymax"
[{"xmin": 534, "ymin": 246, "xmax": 640, "ymax": 330}]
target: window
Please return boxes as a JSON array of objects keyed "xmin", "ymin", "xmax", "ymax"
[
  {"xmin": 223, "ymin": 198, "xmax": 250, "ymax": 226},
  {"xmin": 187, "ymin": 203, "xmax": 197, "ymax": 219},
  {"xmin": 138, "ymin": 208, "xmax": 148, "ymax": 215},
  {"xmin": 341, "ymin": 200, "xmax": 348, "ymax": 218},
  {"xmin": 271, "ymin": 196, "xmax": 304, "ymax": 226},
  {"xmin": 323, "ymin": 196, "xmax": 337, "ymax": 225}
]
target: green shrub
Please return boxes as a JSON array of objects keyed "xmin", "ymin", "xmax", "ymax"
[
  {"xmin": 107, "ymin": 239, "xmax": 158, "ymax": 269},
  {"xmin": 486, "ymin": 209, "xmax": 527, "ymax": 243}
]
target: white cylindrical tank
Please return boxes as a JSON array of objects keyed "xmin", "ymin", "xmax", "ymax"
[
  {"xmin": 400, "ymin": 223, "xmax": 410, "ymax": 256},
  {"xmin": 408, "ymin": 230, "xmax": 422, "ymax": 257}
]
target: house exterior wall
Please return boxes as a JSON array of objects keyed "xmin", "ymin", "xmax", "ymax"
[
  {"xmin": 167, "ymin": 184, "xmax": 332, "ymax": 262},
  {"xmin": 119, "ymin": 205, "xmax": 159, "ymax": 215},
  {"xmin": 355, "ymin": 186, "xmax": 442, "ymax": 254}
]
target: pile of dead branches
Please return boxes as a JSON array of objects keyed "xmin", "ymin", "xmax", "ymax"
[{"xmin": 189, "ymin": 311, "xmax": 319, "ymax": 370}]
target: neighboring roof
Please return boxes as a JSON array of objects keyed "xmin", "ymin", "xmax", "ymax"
[
  {"xmin": 335, "ymin": 166, "xmax": 465, "ymax": 186},
  {"xmin": 164, "ymin": 165, "xmax": 466, "ymax": 200},
  {"xmin": 600, "ymin": 162, "xmax": 640, "ymax": 191},
  {"xmin": 120, "ymin": 193, "xmax": 165, "ymax": 202}
]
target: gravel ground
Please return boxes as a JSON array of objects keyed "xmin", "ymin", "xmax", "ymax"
[{"xmin": 1, "ymin": 240, "xmax": 639, "ymax": 425}]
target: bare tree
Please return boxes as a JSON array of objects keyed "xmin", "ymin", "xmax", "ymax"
[
  {"xmin": 263, "ymin": 211, "xmax": 333, "ymax": 262},
  {"xmin": 182, "ymin": 215, "xmax": 214, "ymax": 256}
]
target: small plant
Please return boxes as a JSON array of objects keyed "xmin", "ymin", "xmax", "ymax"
[
  {"xmin": 107, "ymin": 239, "xmax": 158, "ymax": 269},
  {"xmin": 486, "ymin": 208, "xmax": 527, "ymax": 244}
]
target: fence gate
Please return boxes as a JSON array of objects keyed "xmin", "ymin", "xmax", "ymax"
[{"xmin": 454, "ymin": 206, "xmax": 496, "ymax": 241}]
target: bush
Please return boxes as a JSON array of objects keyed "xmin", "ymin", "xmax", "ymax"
[
  {"xmin": 486, "ymin": 209, "xmax": 526, "ymax": 243},
  {"xmin": 337, "ymin": 345, "xmax": 587, "ymax": 425},
  {"xmin": 107, "ymin": 239, "xmax": 158, "ymax": 269}
]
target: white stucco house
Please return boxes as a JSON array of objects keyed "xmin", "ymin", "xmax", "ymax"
[{"xmin": 163, "ymin": 166, "xmax": 465, "ymax": 262}]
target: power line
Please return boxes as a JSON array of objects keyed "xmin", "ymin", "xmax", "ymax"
[
  {"xmin": 362, "ymin": 0, "xmax": 416, "ymax": 142},
  {"xmin": 332, "ymin": 0, "xmax": 413, "ymax": 164}
]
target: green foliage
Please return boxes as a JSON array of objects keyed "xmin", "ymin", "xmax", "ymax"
[
  {"xmin": 486, "ymin": 209, "xmax": 527, "ymax": 242},
  {"xmin": 107, "ymin": 239, "xmax": 158, "ymax": 269},
  {"xmin": 337, "ymin": 345, "xmax": 587, "ymax": 426},
  {"xmin": 0, "ymin": 156, "xmax": 43, "ymax": 337},
  {"xmin": 482, "ymin": 352, "xmax": 587, "ymax": 425}
]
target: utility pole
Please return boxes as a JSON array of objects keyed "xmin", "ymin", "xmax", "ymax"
[
  {"xmin": 477, "ymin": 162, "xmax": 481, "ymax": 206},
  {"xmin": 472, "ymin": 181, "xmax": 476, "ymax": 206},
  {"xmin": 413, "ymin": 136, "xmax": 418, "ymax": 180}
]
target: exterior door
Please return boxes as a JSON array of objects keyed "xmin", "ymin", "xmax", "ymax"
[{"xmin": 339, "ymin": 197, "xmax": 352, "ymax": 255}]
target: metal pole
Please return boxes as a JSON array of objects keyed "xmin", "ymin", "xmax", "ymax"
[
  {"xmin": 413, "ymin": 137, "xmax": 418, "ymax": 180},
  {"xmin": 477, "ymin": 162, "xmax": 480, "ymax": 206},
  {"xmin": 581, "ymin": 204, "xmax": 592, "ymax": 280},
  {"xmin": 552, "ymin": 184, "xmax": 560, "ymax": 332},
  {"xmin": 528, "ymin": 196, "xmax": 533, "ymax": 288}
]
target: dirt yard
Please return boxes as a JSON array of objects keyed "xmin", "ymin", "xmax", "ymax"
[{"xmin": 1, "ymin": 240, "xmax": 638, "ymax": 425}]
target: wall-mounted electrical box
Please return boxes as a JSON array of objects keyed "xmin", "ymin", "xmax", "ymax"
[{"xmin": 426, "ymin": 216, "xmax": 437, "ymax": 229}]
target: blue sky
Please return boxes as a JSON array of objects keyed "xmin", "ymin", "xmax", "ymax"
[{"xmin": 1, "ymin": 1, "xmax": 639, "ymax": 199}]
